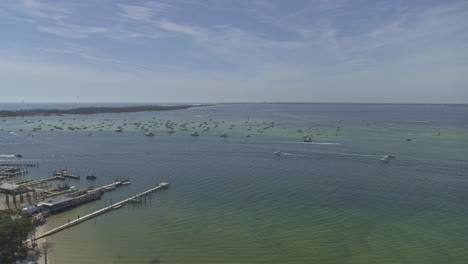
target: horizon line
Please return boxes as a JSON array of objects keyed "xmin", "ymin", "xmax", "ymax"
[{"xmin": 0, "ymin": 101, "xmax": 466, "ymax": 106}]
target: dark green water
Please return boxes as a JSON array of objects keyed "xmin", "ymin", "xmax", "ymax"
[{"xmin": 1, "ymin": 103, "xmax": 467, "ymax": 263}]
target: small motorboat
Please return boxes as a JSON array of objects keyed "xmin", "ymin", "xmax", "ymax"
[
  {"xmin": 15, "ymin": 153, "xmax": 23, "ymax": 158},
  {"xmin": 86, "ymin": 175, "xmax": 97, "ymax": 180},
  {"xmin": 116, "ymin": 178, "xmax": 130, "ymax": 185},
  {"xmin": 302, "ymin": 134, "xmax": 313, "ymax": 142},
  {"xmin": 145, "ymin": 132, "xmax": 155, "ymax": 137},
  {"xmin": 112, "ymin": 204, "xmax": 122, "ymax": 209},
  {"xmin": 105, "ymin": 185, "xmax": 116, "ymax": 191},
  {"xmin": 380, "ymin": 154, "xmax": 396, "ymax": 162},
  {"xmin": 274, "ymin": 151, "xmax": 282, "ymax": 156},
  {"xmin": 219, "ymin": 133, "xmax": 227, "ymax": 138},
  {"xmin": 190, "ymin": 131, "xmax": 199, "ymax": 136}
]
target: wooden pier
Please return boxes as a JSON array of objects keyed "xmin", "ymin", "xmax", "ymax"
[
  {"xmin": 19, "ymin": 176, "xmax": 65, "ymax": 188},
  {"xmin": 4, "ymin": 179, "xmax": 32, "ymax": 185},
  {"xmin": 53, "ymin": 172, "xmax": 80, "ymax": 179},
  {"xmin": 0, "ymin": 162, "xmax": 38, "ymax": 167},
  {"xmin": 36, "ymin": 182, "xmax": 169, "ymax": 240},
  {"xmin": 0, "ymin": 169, "xmax": 28, "ymax": 178}
]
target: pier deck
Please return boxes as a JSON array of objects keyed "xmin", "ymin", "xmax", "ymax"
[
  {"xmin": 54, "ymin": 172, "xmax": 80, "ymax": 179},
  {"xmin": 0, "ymin": 162, "xmax": 38, "ymax": 167},
  {"xmin": 20, "ymin": 176, "xmax": 64, "ymax": 187},
  {"xmin": 0, "ymin": 169, "xmax": 28, "ymax": 177},
  {"xmin": 36, "ymin": 182, "xmax": 169, "ymax": 239}
]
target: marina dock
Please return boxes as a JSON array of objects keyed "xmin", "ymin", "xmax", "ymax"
[
  {"xmin": 0, "ymin": 162, "xmax": 38, "ymax": 167},
  {"xmin": 53, "ymin": 171, "xmax": 80, "ymax": 179},
  {"xmin": 36, "ymin": 182, "xmax": 169, "ymax": 239},
  {"xmin": 19, "ymin": 176, "xmax": 65, "ymax": 188},
  {"xmin": 0, "ymin": 169, "xmax": 28, "ymax": 178}
]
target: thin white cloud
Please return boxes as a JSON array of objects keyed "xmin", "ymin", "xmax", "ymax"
[
  {"xmin": 117, "ymin": 4, "xmax": 154, "ymax": 22},
  {"xmin": 116, "ymin": 2, "xmax": 306, "ymax": 59},
  {"xmin": 17, "ymin": 0, "xmax": 70, "ymax": 21},
  {"xmin": 157, "ymin": 19, "xmax": 201, "ymax": 36},
  {"xmin": 117, "ymin": 2, "xmax": 174, "ymax": 22},
  {"xmin": 37, "ymin": 24, "xmax": 108, "ymax": 39},
  {"xmin": 40, "ymin": 45, "xmax": 123, "ymax": 65},
  {"xmin": 0, "ymin": 0, "xmax": 466, "ymax": 103}
]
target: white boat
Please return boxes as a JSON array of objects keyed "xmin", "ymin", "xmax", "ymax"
[
  {"xmin": 302, "ymin": 134, "xmax": 313, "ymax": 142},
  {"xmin": 105, "ymin": 185, "xmax": 116, "ymax": 191},
  {"xmin": 190, "ymin": 132, "xmax": 199, "ymax": 136},
  {"xmin": 219, "ymin": 133, "xmax": 227, "ymax": 138},
  {"xmin": 380, "ymin": 154, "xmax": 396, "ymax": 162},
  {"xmin": 145, "ymin": 132, "xmax": 155, "ymax": 137},
  {"xmin": 274, "ymin": 151, "xmax": 282, "ymax": 156},
  {"xmin": 112, "ymin": 204, "xmax": 122, "ymax": 209}
]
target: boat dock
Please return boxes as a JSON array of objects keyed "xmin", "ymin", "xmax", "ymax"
[
  {"xmin": 19, "ymin": 176, "xmax": 65, "ymax": 188},
  {"xmin": 0, "ymin": 162, "xmax": 39, "ymax": 167},
  {"xmin": 3, "ymin": 178, "xmax": 33, "ymax": 185},
  {"xmin": 0, "ymin": 169, "xmax": 28, "ymax": 178},
  {"xmin": 93, "ymin": 181, "xmax": 121, "ymax": 191},
  {"xmin": 54, "ymin": 171, "xmax": 80, "ymax": 179},
  {"xmin": 36, "ymin": 182, "xmax": 169, "ymax": 240}
]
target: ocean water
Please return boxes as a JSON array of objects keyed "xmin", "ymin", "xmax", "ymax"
[{"xmin": 1, "ymin": 103, "xmax": 467, "ymax": 264}]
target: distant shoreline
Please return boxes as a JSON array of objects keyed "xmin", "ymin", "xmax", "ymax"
[
  {"xmin": 220, "ymin": 102, "xmax": 468, "ymax": 106},
  {"xmin": 0, "ymin": 104, "xmax": 212, "ymax": 118}
]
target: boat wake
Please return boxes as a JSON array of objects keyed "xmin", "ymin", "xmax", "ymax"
[
  {"xmin": 273, "ymin": 141, "xmax": 342, "ymax": 145},
  {"xmin": 279, "ymin": 152, "xmax": 381, "ymax": 158},
  {"xmin": 282, "ymin": 153, "xmax": 313, "ymax": 157},
  {"xmin": 335, "ymin": 152, "xmax": 381, "ymax": 158},
  {"xmin": 0, "ymin": 154, "xmax": 16, "ymax": 158}
]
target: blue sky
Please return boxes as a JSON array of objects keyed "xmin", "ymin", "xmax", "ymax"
[{"xmin": 0, "ymin": 0, "xmax": 467, "ymax": 103}]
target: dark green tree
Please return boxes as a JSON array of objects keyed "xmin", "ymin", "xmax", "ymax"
[{"xmin": 0, "ymin": 209, "xmax": 35, "ymax": 263}]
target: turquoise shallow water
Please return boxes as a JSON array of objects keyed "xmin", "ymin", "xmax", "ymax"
[{"xmin": 1, "ymin": 103, "xmax": 467, "ymax": 263}]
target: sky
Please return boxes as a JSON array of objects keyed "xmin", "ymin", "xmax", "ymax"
[{"xmin": 0, "ymin": 0, "xmax": 467, "ymax": 103}]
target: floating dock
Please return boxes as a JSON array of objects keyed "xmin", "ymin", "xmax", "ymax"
[{"xmin": 36, "ymin": 182, "xmax": 169, "ymax": 240}]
